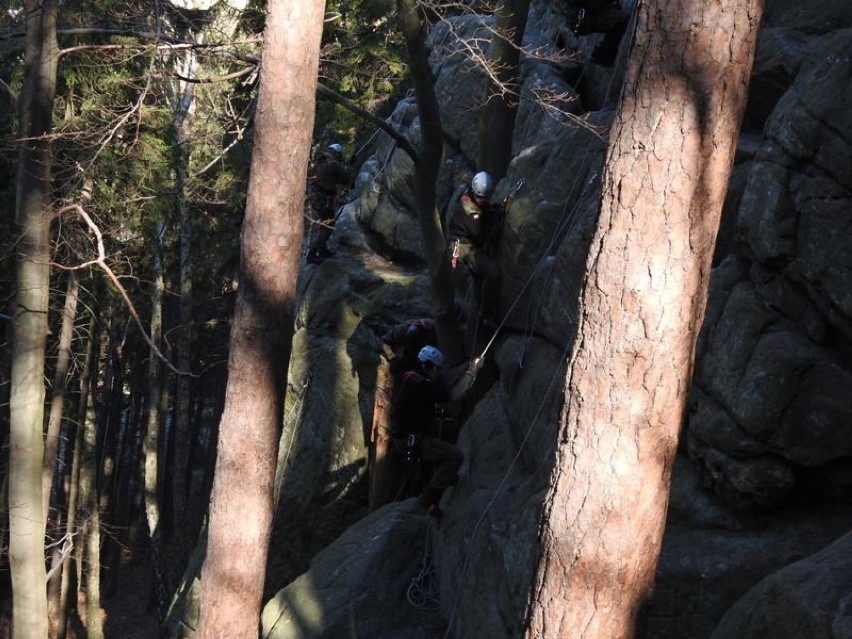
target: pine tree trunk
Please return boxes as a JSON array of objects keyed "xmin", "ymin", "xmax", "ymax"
[
  {"xmin": 195, "ymin": 1, "xmax": 325, "ymax": 636},
  {"xmin": 523, "ymin": 1, "xmax": 764, "ymax": 637},
  {"xmin": 9, "ymin": 0, "xmax": 58, "ymax": 636}
]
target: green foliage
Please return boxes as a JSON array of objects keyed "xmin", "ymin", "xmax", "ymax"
[{"xmin": 316, "ymin": 0, "xmax": 409, "ymax": 151}]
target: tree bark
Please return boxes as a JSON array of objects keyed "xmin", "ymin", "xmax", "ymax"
[
  {"xmin": 195, "ymin": 0, "xmax": 325, "ymax": 636},
  {"xmin": 524, "ymin": 0, "xmax": 764, "ymax": 637},
  {"xmin": 8, "ymin": 0, "xmax": 58, "ymax": 636},
  {"xmin": 367, "ymin": 354, "xmax": 401, "ymax": 511}
]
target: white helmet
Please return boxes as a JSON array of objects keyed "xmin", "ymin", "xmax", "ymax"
[
  {"xmin": 417, "ymin": 345, "xmax": 444, "ymax": 369},
  {"xmin": 471, "ymin": 171, "xmax": 493, "ymax": 198},
  {"xmin": 328, "ymin": 143, "xmax": 344, "ymax": 158}
]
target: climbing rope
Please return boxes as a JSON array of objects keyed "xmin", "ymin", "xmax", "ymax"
[{"xmin": 407, "ymin": 520, "xmax": 442, "ymax": 612}]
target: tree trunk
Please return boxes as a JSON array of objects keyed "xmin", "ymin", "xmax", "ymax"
[
  {"xmin": 367, "ymin": 354, "xmax": 401, "ymax": 510},
  {"xmin": 9, "ymin": 0, "xmax": 58, "ymax": 636},
  {"xmin": 478, "ymin": 0, "xmax": 531, "ymax": 182},
  {"xmin": 43, "ymin": 270, "xmax": 80, "ymax": 523},
  {"xmin": 195, "ymin": 1, "xmax": 324, "ymax": 636},
  {"xmin": 55, "ymin": 310, "xmax": 97, "ymax": 639},
  {"xmin": 79, "ymin": 366, "xmax": 102, "ymax": 639},
  {"xmin": 143, "ymin": 229, "xmax": 170, "ymax": 619},
  {"xmin": 397, "ymin": 0, "xmax": 465, "ymax": 365},
  {"xmin": 96, "ymin": 321, "xmax": 127, "ymax": 600},
  {"xmin": 44, "ymin": 272, "xmax": 79, "ymax": 634},
  {"xmin": 171, "ymin": 47, "xmax": 197, "ymax": 542},
  {"xmin": 523, "ymin": 0, "xmax": 763, "ymax": 637}
]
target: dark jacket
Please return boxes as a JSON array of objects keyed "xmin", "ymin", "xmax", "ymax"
[
  {"xmin": 447, "ymin": 191, "xmax": 502, "ymax": 251},
  {"xmin": 391, "ymin": 369, "xmax": 450, "ymax": 438},
  {"xmin": 309, "ymin": 154, "xmax": 351, "ymax": 217}
]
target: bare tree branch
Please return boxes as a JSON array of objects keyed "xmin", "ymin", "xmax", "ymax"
[
  {"xmin": 317, "ymin": 81, "xmax": 420, "ymax": 164},
  {"xmin": 54, "ymin": 204, "xmax": 196, "ymax": 378}
]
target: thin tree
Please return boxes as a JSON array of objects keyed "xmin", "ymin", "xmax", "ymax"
[
  {"xmin": 478, "ymin": 0, "xmax": 531, "ymax": 182},
  {"xmin": 195, "ymin": 0, "xmax": 327, "ymax": 635},
  {"xmin": 42, "ymin": 271, "xmax": 79, "ymax": 524},
  {"xmin": 8, "ymin": 0, "xmax": 58, "ymax": 636},
  {"xmin": 523, "ymin": 0, "xmax": 764, "ymax": 636},
  {"xmin": 142, "ymin": 221, "xmax": 169, "ymax": 618},
  {"xmin": 397, "ymin": 0, "xmax": 465, "ymax": 365}
]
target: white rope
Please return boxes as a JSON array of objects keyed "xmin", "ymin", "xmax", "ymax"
[{"xmin": 407, "ymin": 520, "xmax": 442, "ymax": 612}]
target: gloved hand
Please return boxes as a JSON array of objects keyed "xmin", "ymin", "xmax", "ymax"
[{"xmin": 473, "ymin": 356, "xmax": 485, "ymax": 370}]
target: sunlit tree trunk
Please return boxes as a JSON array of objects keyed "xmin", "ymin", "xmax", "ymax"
[
  {"xmin": 367, "ymin": 354, "xmax": 400, "ymax": 511},
  {"xmin": 195, "ymin": 1, "xmax": 325, "ymax": 635},
  {"xmin": 8, "ymin": 0, "xmax": 58, "ymax": 636},
  {"xmin": 523, "ymin": 1, "xmax": 764, "ymax": 637},
  {"xmin": 479, "ymin": 0, "xmax": 531, "ymax": 182}
]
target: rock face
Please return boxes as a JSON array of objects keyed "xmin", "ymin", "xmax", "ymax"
[
  {"xmin": 710, "ymin": 529, "xmax": 852, "ymax": 639},
  {"xmin": 254, "ymin": 1, "xmax": 852, "ymax": 638}
]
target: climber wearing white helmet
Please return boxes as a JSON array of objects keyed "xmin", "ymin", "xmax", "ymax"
[
  {"xmin": 446, "ymin": 170, "xmax": 504, "ymax": 321},
  {"xmin": 306, "ymin": 142, "xmax": 353, "ymax": 264}
]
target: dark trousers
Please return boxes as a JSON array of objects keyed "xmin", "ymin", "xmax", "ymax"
[{"xmin": 394, "ymin": 434, "xmax": 463, "ymax": 492}]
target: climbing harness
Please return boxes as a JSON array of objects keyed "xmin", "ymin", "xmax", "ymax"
[{"xmin": 450, "ymin": 239, "xmax": 461, "ymax": 269}]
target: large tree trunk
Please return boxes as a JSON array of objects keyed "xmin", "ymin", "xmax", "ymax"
[
  {"xmin": 195, "ymin": 1, "xmax": 325, "ymax": 636},
  {"xmin": 8, "ymin": 1, "xmax": 58, "ymax": 636},
  {"xmin": 478, "ymin": 0, "xmax": 531, "ymax": 182},
  {"xmin": 523, "ymin": 0, "xmax": 764, "ymax": 637}
]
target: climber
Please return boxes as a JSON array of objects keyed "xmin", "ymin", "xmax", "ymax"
[
  {"xmin": 381, "ymin": 318, "xmax": 438, "ymax": 381},
  {"xmin": 558, "ymin": 0, "xmax": 630, "ymax": 66},
  {"xmin": 447, "ymin": 171, "xmax": 504, "ymax": 322},
  {"xmin": 391, "ymin": 345, "xmax": 482, "ymax": 518},
  {"xmin": 306, "ymin": 142, "xmax": 353, "ymax": 264}
]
